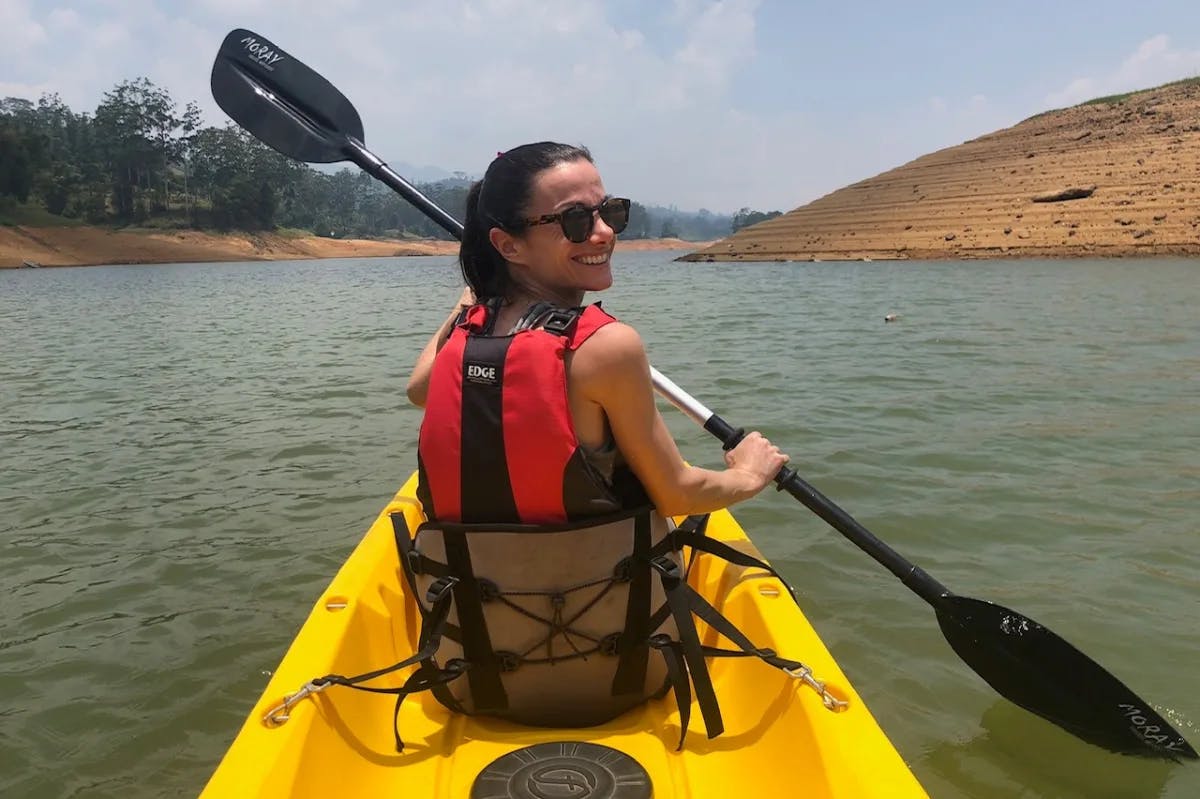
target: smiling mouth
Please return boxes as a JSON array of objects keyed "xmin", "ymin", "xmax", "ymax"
[{"xmin": 576, "ymin": 253, "xmax": 609, "ymax": 265}]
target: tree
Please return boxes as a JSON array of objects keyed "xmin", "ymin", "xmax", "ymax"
[
  {"xmin": 623, "ymin": 201, "xmax": 650, "ymax": 239},
  {"xmin": 0, "ymin": 98, "xmax": 45, "ymax": 203},
  {"xmin": 731, "ymin": 207, "xmax": 783, "ymax": 232},
  {"xmin": 91, "ymin": 78, "xmax": 186, "ymax": 221}
]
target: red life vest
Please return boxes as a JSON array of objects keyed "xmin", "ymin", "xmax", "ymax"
[{"xmin": 417, "ymin": 301, "xmax": 639, "ymax": 524}]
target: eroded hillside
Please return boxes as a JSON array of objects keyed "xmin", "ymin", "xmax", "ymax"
[{"xmin": 685, "ymin": 80, "xmax": 1200, "ymax": 261}]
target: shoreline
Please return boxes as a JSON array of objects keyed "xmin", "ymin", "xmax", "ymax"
[{"xmin": 0, "ymin": 225, "xmax": 708, "ymax": 269}]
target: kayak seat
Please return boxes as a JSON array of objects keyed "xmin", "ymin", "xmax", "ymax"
[{"xmin": 302, "ymin": 510, "xmax": 813, "ymax": 752}]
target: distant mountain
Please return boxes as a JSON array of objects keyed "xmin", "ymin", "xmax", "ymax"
[{"xmin": 394, "ymin": 161, "xmax": 458, "ymax": 183}]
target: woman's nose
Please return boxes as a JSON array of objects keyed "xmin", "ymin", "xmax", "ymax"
[{"xmin": 590, "ymin": 210, "xmax": 615, "ymax": 241}]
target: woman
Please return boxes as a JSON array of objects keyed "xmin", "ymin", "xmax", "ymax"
[
  {"xmin": 396, "ymin": 141, "xmax": 789, "ymax": 738},
  {"xmin": 407, "ymin": 142, "xmax": 787, "ymax": 517}
]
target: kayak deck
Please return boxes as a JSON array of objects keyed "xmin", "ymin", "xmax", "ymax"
[{"xmin": 201, "ymin": 474, "xmax": 928, "ymax": 798}]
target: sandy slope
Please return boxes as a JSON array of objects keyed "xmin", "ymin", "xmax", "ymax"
[
  {"xmin": 684, "ymin": 81, "xmax": 1200, "ymax": 262},
  {"xmin": 0, "ymin": 227, "xmax": 707, "ymax": 269},
  {"xmin": 0, "ymin": 227, "xmax": 456, "ymax": 268}
]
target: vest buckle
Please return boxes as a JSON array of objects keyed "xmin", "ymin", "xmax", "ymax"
[
  {"xmin": 650, "ymin": 555, "xmax": 681, "ymax": 581},
  {"xmin": 541, "ymin": 309, "xmax": 579, "ymax": 336},
  {"xmin": 405, "ymin": 548, "xmax": 424, "ymax": 575},
  {"xmin": 426, "ymin": 575, "xmax": 459, "ymax": 604}
]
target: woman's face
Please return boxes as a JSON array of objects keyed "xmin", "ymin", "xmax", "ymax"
[{"xmin": 496, "ymin": 158, "xmax": 618, "ymax": 301}]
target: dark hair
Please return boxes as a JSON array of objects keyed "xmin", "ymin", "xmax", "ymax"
[{"xmin": 460, "ymin": 141, "xmax": 593, "ymax": 299}]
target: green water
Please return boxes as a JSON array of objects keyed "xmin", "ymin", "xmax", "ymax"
[{"xmin": 1, "ymin": 254, "xmax": 1197, "ymax": 798}]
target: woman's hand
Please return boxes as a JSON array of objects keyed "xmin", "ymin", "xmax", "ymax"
[
  {"xmin": 406, "ymin": 285, "xmax": 478, "ymax": 407},
  {"xmin": 576, "ymin": 322, "xmax": 791, "ymax": 515},
  {"xmin": 723, "ymin": 432, "xmax": 789, "ymax": 493}
]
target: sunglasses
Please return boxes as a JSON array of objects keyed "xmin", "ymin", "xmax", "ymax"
[{"xmin": 519, "ymin": 197, "xmax": 631, "ymax": 243}]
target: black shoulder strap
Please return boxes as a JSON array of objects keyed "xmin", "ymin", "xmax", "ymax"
[{"xmin": 512, "ymin": 301, "xmax": 583, "ymax": 337}]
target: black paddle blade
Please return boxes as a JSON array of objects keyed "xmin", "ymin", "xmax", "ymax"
[
  {"xmin": 211, "ymin": 29, "xmax": 363, "ymax": 163},
  {"xmin": 934, "ymin": 594, "xmax": 1196, "ymax": 760}
]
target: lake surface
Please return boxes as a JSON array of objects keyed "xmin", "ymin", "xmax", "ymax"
[{"xmin": 1, "ymin": 253, "xmax": 1197, "ymax": 798}]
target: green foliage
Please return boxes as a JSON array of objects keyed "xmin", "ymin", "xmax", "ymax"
[
  {"xmin": 731, "ymin": 207, "xmax": 782, "ymax": 232},
  {"xmin": 0, "ymin": 198, "xmax": 86, "ymax": 226},
  {"xmin": 1026, "ymin": 75, "xmax": 1200, "ymax": 122},
  {"xmin": 1079, "ymin": 76, "xmax": 1200, "ymax": 107},
  {"xmin": 1, "ymin": 79, "xmax": 777, "ymax": 241}
]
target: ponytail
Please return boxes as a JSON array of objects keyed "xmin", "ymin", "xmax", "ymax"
[{"xmin": 460, "ymin": 180, "xmax": 509, "ymax": 299}]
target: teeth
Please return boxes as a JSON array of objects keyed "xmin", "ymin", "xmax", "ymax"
[{"xmin": 578, "ymin": 254, "xmax": 608, "ymax": 265}]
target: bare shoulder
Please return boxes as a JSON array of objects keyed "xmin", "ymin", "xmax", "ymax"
[
  {"xmin": 566, "ymin": 321, "xmax": 652, "ymax": 400},
  {"xmin": 574, "ymin": 320, "xmax": 647, "ymax": 370}
]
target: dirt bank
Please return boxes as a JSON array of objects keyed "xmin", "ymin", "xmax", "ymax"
[
  {"xmin": 684, "ymin": 80, "xmax": 1200, "ymax": 261},
  {"xmin": 0, "ymin": 226, "xmax": 709, "ymax": 268}
]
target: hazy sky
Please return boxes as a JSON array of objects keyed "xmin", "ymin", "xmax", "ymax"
[{"xmin": 4, "ymin": 0, "xmax": 1200, "ymax": 213}]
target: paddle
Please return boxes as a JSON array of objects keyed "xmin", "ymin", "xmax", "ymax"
[{"xmin": 210, "ymin": 28, "xmax": 1197, "ymax": 762}]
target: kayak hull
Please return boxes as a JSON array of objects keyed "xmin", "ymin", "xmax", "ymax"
[{"xmin": 200, "ymin": 474, "xmax": 928, "ymax": 797}]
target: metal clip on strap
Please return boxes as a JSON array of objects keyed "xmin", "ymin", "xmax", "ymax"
[
  {"xmin": 785, "ymin": 664, "xmax": 850, "ymax": 712},
  {"xmin": 263, "ymin": 680, "xmax": 330, "ymax": 727}
]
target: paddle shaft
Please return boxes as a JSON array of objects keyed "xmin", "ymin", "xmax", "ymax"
[
  {"xmin": 347, "ymin": 140, "xmax": 463, "ymax": 238},
  {"xmin": 649, "ymin": 369, "xmax": 950, "ymax": 604}
]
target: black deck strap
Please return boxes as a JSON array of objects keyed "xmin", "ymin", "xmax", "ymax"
[
  {"xmin": 648, "ymin": 601, "xmax": 671, "ymax": 630},
  {"xmin": 675, "ymin": 578, "xmax": 780, "ymax": 664},
  {"xmin": 649, "ymin": 634, "xmax": 691, "ymax": 751},
  {"xmin": 657, "ymin": 567, "xmax": 805, "ymax": 680},
  {"xmin": 651, "ymin": 555, "xmax": 724, "ymax": 743},
  {"xmin": 390, "ymin": 661, "xmax": 467, "ymax": 751},
  {"xmin": 442, "ymin": 529, "xmax": 508, "ymax": 711},
  {"xmin": 697, "ymin": 645, "xmax": 803, "ymax": 672},
  {"xmin": 314, "ymin": 575, "xmax": 459, "ymax": 690},
  {"xmin": 612, "ymin": 511, "xmax": 653, "ymax": 696},
  {"xmin": 676, "ymin": 514, "xmax": 710, "ymax": 579},
  {"xmin": 657, "ymin": 528, "xmax": 803, "ymax": 608},
  {"xmin": 311, "ymin": 577, "xmax": 467, "ymax": 751},
  {"xmin": 390, "ymin": 512, "xmax": 425, "ymax": 616}
]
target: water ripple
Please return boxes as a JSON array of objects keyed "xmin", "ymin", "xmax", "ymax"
[{"xmin": 1, "ymin": 256, "xmax": 1197, "ymax": 798}]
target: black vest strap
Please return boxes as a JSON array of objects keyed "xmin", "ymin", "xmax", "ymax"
[
  {"xmin": 390, "ymin": 512, "xmax": 424, "ymax": 612},
  {"xmin": 512, "ymin": 301, "xmax": 583, "ymax": 336},
  {"xmin": 441, "ymin": 529, "xmax": 508, "ymax": 711},
  {"xmin": 651, "ymin": 554, "xmax": 724, "ymax": 744},
  {"xmin": 611, "ymin": 511, "xmax": 653, "ymax": 696},
  {"xmin": 649, "ymin": 634, "xmax": 691, "ymax": 750}
]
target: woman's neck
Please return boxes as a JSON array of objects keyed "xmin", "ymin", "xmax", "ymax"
[{"xmin": 505, "ymin": 283, "xmax": 585, "ymax": 310}]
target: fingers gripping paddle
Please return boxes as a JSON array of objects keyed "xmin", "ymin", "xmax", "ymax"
[{"xmin": 211, "ymin": 28, "xmax": 1197, "ymax": 762}]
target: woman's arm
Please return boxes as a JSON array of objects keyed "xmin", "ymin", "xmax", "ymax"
[
  {"xmin": 406, "ymin": 286, "xmax": 475, "ymax": 408},
  {"xmin": 574, "ymin": 322, "xmax": 788, "ymax": 516}
]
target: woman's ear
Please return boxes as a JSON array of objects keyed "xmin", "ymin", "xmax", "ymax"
[{"xmin": 489, "ymin": 226, "xmax": 526, "ymax": 264}]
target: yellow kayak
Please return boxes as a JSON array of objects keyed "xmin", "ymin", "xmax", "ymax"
[{"xmin": 200, "ymin": 473, "xmax": 929, "ymax": 798}]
